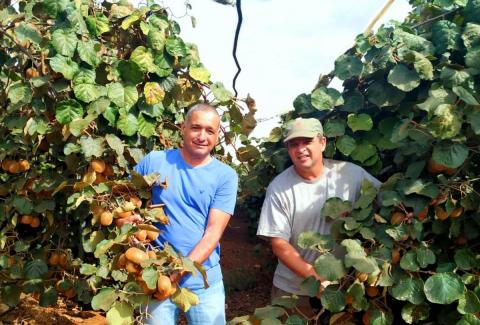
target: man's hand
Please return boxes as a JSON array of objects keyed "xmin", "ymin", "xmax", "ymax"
[
  {"xmin": 115, "ymin": 213, "xmax": 143, "ymax": 227},
  {"xmin": 169, "ymin": 270, "xmax": 187, "ymax": 285}
]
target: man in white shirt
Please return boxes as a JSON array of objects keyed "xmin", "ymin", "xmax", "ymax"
[{"xmin": 257, "ymin": 117, "xmax": 381, "ymax": 317}]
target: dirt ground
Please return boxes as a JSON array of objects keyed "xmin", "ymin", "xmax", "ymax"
[{"xmin": 0, "ymin": 215, "xmax": 275, "ymax": 324}]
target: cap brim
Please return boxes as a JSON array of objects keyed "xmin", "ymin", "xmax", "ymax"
[{"xmin": 284, "ymin": 130, "xmax": 319, "ymax": 143}]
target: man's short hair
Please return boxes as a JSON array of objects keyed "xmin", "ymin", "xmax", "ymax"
[{"xmin": 185, "ymin": 103, "xmax": 220, "ymax": 123}]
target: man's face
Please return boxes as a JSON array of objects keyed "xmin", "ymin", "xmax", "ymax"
[
  {"xmin": 286, "ymin": 136, "xmax": 326, "ymax": 171},
  {"xmin": 181, "ymin": 110, "xmax": 220, "ymax": 161}
]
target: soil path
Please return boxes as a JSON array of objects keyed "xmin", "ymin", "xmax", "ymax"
[{"xmin": 0, "ymin": 215, "xmax": 275, "ymax": 324}]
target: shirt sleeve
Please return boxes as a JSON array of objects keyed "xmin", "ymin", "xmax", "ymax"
[
  {"xmin": 210, "ymin": 169, "xmax": 238, "ymax": 215},
  {"xmin": 256, "ymin": 184, "xmax": 291, "ymax": 241},
  {"xmin": 133, "ymin": 152, "xmax": 151, "ymax": 176},
  {"xmin": 361, "ymin": 168, "xmax": 382, "ymax": 188}
]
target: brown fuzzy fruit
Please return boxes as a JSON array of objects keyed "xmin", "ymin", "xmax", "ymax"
[
  {"xmin": 49, "ymin": 253, "xmax": 60, "ymax": 266},
  {"xmin": 58, "ymin": 253, "xmax": 68, "ymax": 267},
  {"xmin": 125, "ymin": 260, "xmax": 140, "ymax": 274},
  {"xmin": 93, "ymin": 172, "xmax": 106, "ymax": 185},
  {"xmin": 90, "ymin": 159, "xmax": 106, "ymax": 173},
  {"xmin": 356, "ymin": 272, "xmax": 369, "ymax": 282},
  {"xmin": 391, "ymin": 248, "xmax": 401, "ymax": 264},
  {"xmin": 116, "ymin": 210, "xmax": 133, "ymax": 219},
  {"xmin": 366, "ymin": 286, "xmax": 379, "ymax": 297},
  {"xmin": 135, "ymin": 230, "xmax": 148, "ymax": 241},
  {"xmin": 450, "ymin": 207, "xmax": 464, "ymax": 219},
  {"xmin": 64, "ymin": 287, "xmax": 76, "ymax": 299},
  {"xmin": 103, "ymin": 164, "xmax": 114, "ymax": 177},
  {"xmin": 435, "ymin": 207, "xmax": 449, "ymax": 220},
  {"xmin": 147, "ymin": 251, "xmax": 157, "ymax": 259},
  {"xmin": 18, "ymin": 160, "xmax": 30, "ymax": 171},
  {"xmin": 30, "ymin": 216, "xmax": 41, "ymax": 228},
  {"xmin": 125, "ymin": 247, "xmax": 148, "ymax": 265},
  {"xmin": 391, "ymin": 212, "xmax": 406, "ymax": 225},
  {"xmin": 117, "ymin": 254, "xmax": 127, "ymax": 268},
  {"xmin": 20, "ymin": 215, "xmax": 33, "ymax": 225},
  {"xmin": 26, "ymin": 67, "xmax": 40, "ymax": 79},
  {"xmin": 130, "ymin": 196, "xmax": 142, "ymax": 209},
  {"xmin": 146, "ymin": 230, "xmax": 160, "ymax": 241},
  {"xmin": 8, "ymin": 161, "xmax": 20, "ymax": 174},
  {"xmin": 157, "ymin": 275, "xmax": 172, "ymax": 295},
  {"xmin": 100, "ymin": 211, "xmax": 113, "ymax": 226},
  {"xmin": 1, "ymin": 159, "xmax": 14, "ymax": 171}
]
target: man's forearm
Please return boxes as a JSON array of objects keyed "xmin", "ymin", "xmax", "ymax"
[
  {"xmin": 187, "ymin": 228, "xmax": 222, "ymax": 264},
  {"xmin": 271, "ymin": 238, "xmax": 324, "ymax": 281}
]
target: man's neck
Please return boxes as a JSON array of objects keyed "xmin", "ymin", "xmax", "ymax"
[
  {"xmin": 294, "ymin": 163, "xmax": 324, "ymax": 181},
  {"xmin": 179, "ymin": 148, "xmax": 212, "ymax": 167}
]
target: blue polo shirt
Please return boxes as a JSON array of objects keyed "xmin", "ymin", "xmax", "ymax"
[{"xmin": 134, "ymin": 149, "xmax": 238, "ymax": 289}]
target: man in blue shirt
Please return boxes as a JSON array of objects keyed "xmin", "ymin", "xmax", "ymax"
[{"xmin": 134, "ymin": 103, "xmax": 238, "ymax": 324}]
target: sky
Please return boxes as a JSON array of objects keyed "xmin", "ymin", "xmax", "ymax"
[{"xmin": 139, "ymin": 0, "xmax": 412, "ymax": 137}]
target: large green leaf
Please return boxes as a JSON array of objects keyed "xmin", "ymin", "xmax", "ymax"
[
  {"xmin": 211, "ymin": 82, "xmax": 233, "ymax": 103},
  {"xmin": 320, "ymin": 286, "xmax": 346, "ymax": 313},
  {"xmin": 106, "ymin": 301, "xmax": 134, "ymax": 325},
  {"xmin": 166, "ymin": 37, "xmax": 188, "ymax": 57},
  {"xmin": 347, "ymin": 113, "xmax": 373, "ymax": 132},
  {"xmin": 334, "ymin": 54, "xmax": 363, "ymax": 80},
  {"xmin": 351, "ymin": 143, "xmax": 377, "ymax": 164},
  {"xmin": 7, "ymin": 82, "xmax": 32, "ymax": 104},
  {"xmin": 117, "ymin": 113, "xmax": 139, "ymax": 136},
  {"xmin": 336, "ymin": 135, "xmax": 356, "ymax": 156},
  {"xmin": 458, "ymin": 291, "xmax": 480, "ymax": 315},
  {"xmin": 367, "ymin": 80, "xmax": 405, "ymax": 107},
  {"xmin": 321, "ymin": 198, "xmax": 352, "ymax": 219},
  {"xmin": 387, "ymin": 64, "xmax": 421, "ymax": 92},
  {"xmin": 49, "ymin": 55, "xmax": 79, "ymax": 80},
  {"xmin": 56, "ymin": 100, "xmax": 84, "ymax": 124},
  {"xmin": 431, "ymin": 20, "xmax": 461, "ymax": 53},
  {"xmin": 400, "ymin": 251, "xmax": 420, "ymax": 272},
  {"xmin": 130, "ymin": 46, "xmax": 156, "ymax": 73},
  {"xmin": 432, "ymin": 142, "xmax": 469, "ymax": 168},
  {"xmin": 79, "ymin": 136, "xmax": 105, "ymax": 158},
  {"xmin": 171, "ymin": 288, "xmax": 200, "ymax": 312},
  {"xmin": 311, "ymin": 87, "xmax": 343, "ymax": 110},
  {"xmin": 465, "ymin": 47, "xmax": 480, "ymax": 69},
  {"xmin": 24, "ymin": 259, "xmax": 48, "ymax": 279},
  {"xmin": 426, "ymin": 104, "xmax": 462, "ymax": 139},
  {"xmin": 148, "ymin": 30, "xmax": 166, "ymax": 51},
  {"xmin": 424, "ymin": 272, "xmax": 465, "ymax": 304},
  {"xmin": 393, "ymin": 29, "xmax": 435, "ymax": 56},
  {"xmin": 74, "ymin": 84, "xmax": 105, "ymax": 103},
  {"xmin": 107, "ymin": 82, "xmax": 139, "ymax": 110},
  {"xmin": 314, "ymin": 254, "xmax": 346, "ymax": 281},
  {"xmin": 353, "ymin": 180, "xmax": 378, "ymax": 209},
  {"xmin": 118, "ymin": 61, "xmax": 144, "ymax": 84},
  {"xmin": 417, "ymin": 84, "xmax": 456, "ymax": 114},
  {"xmin": 14, "ymin": 23, "xmax": 42, "ymax": 44},
  {"xmin": 391, "ymin": 276, "xmax": 425, "ymax": 304},
  {"xmin": 77, "ymin": 39, "xmax": 101, "ymax": 67},
  {"xmin": 189, "ymin": 65, "xmax": 211, "ymax": 83},
  {"xmin": 138, "ymin": 114, "xmax": 157, "ymax": 138},
  {"xmin": 462, "ymin": 23, "xmax": 480, "ymax": 49},
  {"xmin": 86, "ymin": 14, "xmax": 110, "ymax": 36},
  {"xmin": 342, "ymin": 239, "xmax": 379, "ymax": 273},
  {"xmin": 51, "ymin": 29, "xmax": 77, "ymax": 57},
  {"xmin": 401, "ymin": 303, "xmax": 430, "ymax": 324},
  {"xmin": 141, "ymin": 267, "xmax": 159, "ymax": 290},
  {"xmin": 144, "ymin": 82, "xmax": 165, "ymax": 105}
]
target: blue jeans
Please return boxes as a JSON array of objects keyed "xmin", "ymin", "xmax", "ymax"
[{"xmin": 144, "ymin": 280, "xmax": 226, "ymax": 325}]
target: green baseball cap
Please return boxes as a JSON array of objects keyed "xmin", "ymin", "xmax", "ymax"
[{"xmin": 283, "ymin": 118, "xmax": 323, "ymax": 142}]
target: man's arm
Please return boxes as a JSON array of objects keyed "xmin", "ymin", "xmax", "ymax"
[
  {"xmin": 271, "ymin": 237, "xmax": 322, "ymax": 281},
  {"xmin": 170, "ymin": 208, "xmax": 231, "ymax": 283}
]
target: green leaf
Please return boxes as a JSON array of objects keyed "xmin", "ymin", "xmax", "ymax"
[
  {"xmin": 105, "ymin": 134, "xmax": 125, "ymax": 156},
  {"xmin": 86, "ymin": 14, "xmax": 110, "ymax": 36},
  {"xmin": 336, "ymin": 135, "xmax": 356, "ymax": 156},
  {"xmin": 211, "ymin": 82, "xmax": 233, "ymax": 103},
  {"xmin": 427, "ymin": 104, "xmax": 462, "ymax": 140},
  {"xmin": 298, "ymin": 232, "xmax": 334, "ymax": 251},
  {"xmin": 188, "ymin": 65, "xmax": 210, "ymax": 84},
  {"xmin": 1, "ymin": 285, "xmax": 21, "ymax": 307},
  {"xmin": 323, "ymin": 119, "xmax": 346, "ymax": 137},
  {"xmin": 142, "ymin": 267, "xmax": 159, "ymax": 290},
  {"xmin": 55, "ymin": 100, "xmax": 84, "ymax": 124},
  {"xmin": 82, "ymin": 230, "xmax": 105, "ymax": 253},
  {"xmin": 432, "ymin": 20, "xmax": 461, "ymax": 53},
  {"xmin": 79, "ymin": 136, "xmax": 105, "ymax": 158},
  {"xmin": 130, "ymin": 46, "xmax": 156, "ymax": 73},
  {"xmin": 391, "ymin": 276, "xmax": 425, "ymax": 304},
  {"xmin": 92, "ymin": 288, "xmax": 118, "ymax": 311},
  {"xmin": 77, "ymin": 39, "xmax": 101, "ymax": 67},
  {"xmin": 144, "ymin": 82, "xmax": 165, "ymax": 105},
  {"xmin": 39, "ymin": 287, "xmax": 57, "ymax": 307},
  {"xmin": 432, "ymin": 142, "xmax": 469, "ymax": 168},
  {"xmin": 117, "ymin": 113, "xmax": 139, "ymax": 136},
  {"xmin": 454, "ymin": 249, "xmax": 477, "ymax": 270},
  {"xmin": 401, "ymin": 303, "xmax": 430, "ymax": 324},
  {"xmin": 403, "ymin": 180, "xmax": 439, "ymax": 198},
  {"xmin": 118, "ymin": 61, "xmax": 144, "ymax": 85},
  {"xmin": 15, "ymin": 23, "xmax": 42, "ymax": 44},
  {"xmin": 154, "ymin": 52, "xmax": 173, "ymax": 77},
  {"xmin": 51, "ymin": 29, "xmax": 77, "ymax": 57},
  {"xmin": 334, "ymin": 54, "xmax": 363, "ymax": 80},
  {"xmin": 387, "ymin": 64, "xmax": 421, "ymax": 92},
  {"xmin": 121, "ymin": 11, "xmax": 143, "ymax": 30},
  {"xmin": 417, "ymin": 84, "xmax": 456, "ymax": 114},
  {"xmin": 148, "ymin": 30, "xmax": 166, "ymax": 51},
  {"xmin": 320, "ymin": 286, "xmax": 346, "ymax": 313},
  {"xmin": 354, "ymin": 180, "xmax": 378, "ymax": 209},
  {"xmin": 321, "ymin": 198, "xmax": 352, "ymax": 219},
  {"xmin": 107, "ymin": 82, "xmax": 139, "ymax": 110},
  {"xmin": 342, "ymin": 239, "xmax": 379, "ymax": 273},
  {"xmin": 50, "ymin": 55, "xmax": 79, "ymax": 80},
  {"xmin": 43, "ymin": 0, "xmax": 72, "ymax": 18},
  {"xmin": 347, "ymin": 113, "xmax": 373, "ymax": 132},
  {"xmin": 393, "ymin": 29, "xmax": 435, "ymax": 56},
  {"xmin": 311, "ymin": 87, "xmax": 343, "ymax": 110},
  {"xmin": 80, "ymin": 263, "xmax": 97, "ymax": 275},
  {"xmin": 106, "ymin": 301, "xmax": 134, "ymax": 325},
  {"xmin": 424, "ymin": 272, "xmax": 465, "ymax": 304},
  {"xmin": 462, "ymin": 23, "xmax": 480, "ymax": 49},
  {"xmin": 166, "ymin": 37, "xmax": 188, "ymax": 57},
  {"xmin": 458, "ymin": 291, "xmax": 480, "ymax": 315},
  {"xmin": 8, "ymin": 82, "xmax": 32, "ymax": 104},
  {"xmin": 453, "ymin": 86, "xmax": 479, "ymax": 105},
  {"xmin": 370, "ymin": 306, "xmax": 394, "ymax": 325},
  {"xmin": 74, "ymin": 83, "xmax": 104, "ymax": 103},
  {"xmin": 367, "ymin": 80, "xmax": 405, "ymax": 107},
  {"xmin": 138, "ymin": 114, "xmax": 157, "ymax": 138},
  {"xmin": 171, "ymin": 288, "xmax": 200, "ymax": 312},
  {"xmin": 400, "ymin": 251, "xmax": 420, "ymax": 272},
  {"xmin": 416, "ymin": 247, "xmax": 436, "ymax": 268},
  {"xmin": 351, "ymin": 143, "xmax": 377, "ymax": 164},
  {"xmin": 73, "ymin": 68, "xmax": 96, "ymax": 85},
  {"xmin": 314, "ymin": 254, "xmax": 346, "ymax": 281},
  {"xmin": 440, "ymin": 67, "xmax": 470, "ymax": 88},
  {"xmin": 24, "ymin": 259, "xmax": 48, "ymax": 279}
]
